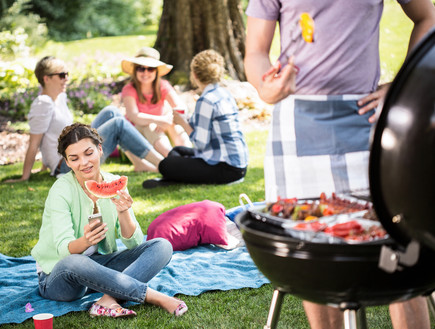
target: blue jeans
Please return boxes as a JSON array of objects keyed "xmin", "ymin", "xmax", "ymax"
[
  {"xmin": 58, "ymin": 106, "xmax": 154, "ymax": 174},
  {"xmin": 55, "ymin": 159, "xmax": 71, "ymax": 176},
  {"xmin": 37, "ymin": 238, "xmax": 173, "ymax": 303},
  {"xmin": 91, "ymin": 105, "xmax": 153, "ymax": 163}
]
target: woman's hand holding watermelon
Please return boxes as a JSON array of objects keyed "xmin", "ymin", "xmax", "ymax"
[
  {"xmin": 113, "ymin": 190, "xmax": 137, "ymax": 239},
  {"xmin": 111, "ymin": 190, "xmax": 133, "ymax": 213}
]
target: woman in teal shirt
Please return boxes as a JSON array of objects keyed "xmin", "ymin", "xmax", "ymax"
[{"xmin": 31, "ymin": 123, "xmax": 188, "ymax": 318}]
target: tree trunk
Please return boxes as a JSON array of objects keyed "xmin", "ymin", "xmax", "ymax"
[{"xmin": 155, "ymin": 0, "xmax": 246, "ymax": 81}]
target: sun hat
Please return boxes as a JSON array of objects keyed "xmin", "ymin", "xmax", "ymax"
[{"xmin": 121, "ymin": 47, "xmax": 173, "ymax": 77}]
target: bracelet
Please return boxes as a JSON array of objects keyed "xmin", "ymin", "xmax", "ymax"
[{"xmin": 119, "ymin": 207, "xmax": 130, "ymax": 214}]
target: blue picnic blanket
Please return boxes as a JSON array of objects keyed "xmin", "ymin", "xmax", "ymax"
[{"xmin": 0, "ymin": 204, "xmax": 268, "ymax": 325}]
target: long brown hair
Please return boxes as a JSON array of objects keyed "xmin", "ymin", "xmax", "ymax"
[{"xmin": 130, "ymin": 64, "xmax": 162, "ymax": 104}]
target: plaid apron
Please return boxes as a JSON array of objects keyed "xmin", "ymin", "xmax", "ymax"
[{"xmin": 264, "ymin": 94, "xmax": 374, "ymax": 201}]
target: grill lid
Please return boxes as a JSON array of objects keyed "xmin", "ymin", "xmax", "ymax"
[{"xmin": 369, "ymin": 27, "xmax": 435, "ymax": 251}]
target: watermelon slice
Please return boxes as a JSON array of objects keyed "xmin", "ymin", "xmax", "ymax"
[{"xmin": 84, "ymin": 176, "xmax": 128, "ymax": 199}]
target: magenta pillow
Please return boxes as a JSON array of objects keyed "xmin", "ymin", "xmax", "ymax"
[{"xmin": 146, "ymin": 200, "xmax": 228, "ymax": 251}]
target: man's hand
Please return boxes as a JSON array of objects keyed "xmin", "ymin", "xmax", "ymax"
[
  {"xmin": 357, "ymin": 83, "xmax": 391, "ymax": 123},
  {"xmin": 258, "ymin": 56, "xmax": 299, "ymax": 104}
]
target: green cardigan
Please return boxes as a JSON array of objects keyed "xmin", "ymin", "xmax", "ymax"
[{"xmin": 31, "ymin": 171, "xmax": 144, "ymax": 274}]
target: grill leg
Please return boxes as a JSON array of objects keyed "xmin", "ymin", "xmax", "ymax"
[
  {"xmin": 343, "ymin": 309, "xmax": 358, "ymax": 329},
  {"xmin": 356, "ymin": 307, "xmax": 368, "ymax": 329},
  {"xmin": 340, "ymin": 302, "xmax": 366, "ymax": 329},
  {"xmin": 264, "ymin": 289, "xmax": 285, "ymax": 329}
]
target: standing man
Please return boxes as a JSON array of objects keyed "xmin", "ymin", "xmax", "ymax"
[{"xmin": 244, "ymin": 0, "xmax": 435, "ymax": 328}]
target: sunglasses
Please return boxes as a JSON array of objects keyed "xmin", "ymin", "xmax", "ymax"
[
  {"xmin": 136, "ymin": 66, "xmax": 157, "ymax": 73},
  {"xmin": 47, "ymin": 72, "xmax": 69, "ymax": 79}
]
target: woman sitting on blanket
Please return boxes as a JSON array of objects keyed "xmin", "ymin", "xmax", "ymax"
[
  {"xmin": 142, "ymin": 49, "xmax": 249, "ymax": 188},
  {"xmin": 4, "ymin": 56, "xmax": 163, "ymax": 184},
  {"xmin": 31, "ymin": 123, "xmax": 188, "ymax": 318}
]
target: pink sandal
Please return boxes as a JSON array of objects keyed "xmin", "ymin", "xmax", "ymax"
[{"xmin": 89, "ymin": 303, "xmax": 137, "ymax": 318}]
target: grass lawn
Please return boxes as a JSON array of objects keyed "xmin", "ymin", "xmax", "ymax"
[
  {"xmin": 35, "ymin": 30, "xmax": 159, "ymax": 61},
  {"xmin": 1, "ymin": 2, "xmax": 433, "ymax": 328},
  {"xmin": 0, "ymin": 129, "xmax": 401, "ymax": 329}
]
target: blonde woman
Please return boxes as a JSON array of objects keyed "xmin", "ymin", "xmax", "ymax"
[
  {"xmin": 121, "ymin": 47, "xmax": 190, "ymax": 160},
  {"xmin": 142, "ymin": 49, "xmax": 248, "ymax": 188}
]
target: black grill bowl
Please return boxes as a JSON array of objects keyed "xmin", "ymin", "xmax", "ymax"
[{"xmin": 237, "ymin": 210, "xmax": 435, "ymax": 308}]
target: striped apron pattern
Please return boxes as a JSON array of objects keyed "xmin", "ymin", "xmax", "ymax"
[{"xmin": 264, "ymin": 94, "xmax": 375, "ymax": 201}]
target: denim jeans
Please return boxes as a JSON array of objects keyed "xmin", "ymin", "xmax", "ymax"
[
  {"xmin": 37, "ymin": 238, "xmax": 173, "ymax": 303},
  {"xmin": 57, "ymin": 106, "xmax": 154, "ymax": 174},
  {"xmin": 55, "ymin": 159, "xmax": 71, "ymax": 176},
  {"xmin": 91, "ymin": 105, "xmax": 153, "ymax": 163}
]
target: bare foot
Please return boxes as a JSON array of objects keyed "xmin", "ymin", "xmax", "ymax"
[
  {"xmin": 96, "ymin": 294, "xmax": 119, "ymax": 309},
  {"xmin": 145, "ymin": 288, "xmax": 187, "ymax": 315},
  {"xmin": 133, "ymin": 161, "xmax": 158, "ymax": 172},
  {"xmin": 160, "ymin": 297, "xmax": 185, "ymax": 314},
  {"xmin": 124, "ymin": 151, "xmax": 159, "ymax": 172}
]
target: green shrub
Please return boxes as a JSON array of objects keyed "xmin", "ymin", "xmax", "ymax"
[
  {"xmin": 0, "ymin": 0, "xmax": 47, "ymax": 55},
  {"xmin": 27, "ymin": 0, "xmax": 153, "ymax": 41},
  {"xmin": 0, "ymin": 28, "xmax": 29, "ymax": 60},
  {"xmin": 0, "ymin": 60, "xmax": 40, "ymax": 120},
  {"xmin": 0, "ymin": 60, "xmax": 38, "ymax": 95},
  {"xmin": 141, "ymin": 0, "xmax": 163, "ymax": 25},
  {"xmin": 0, "ymin": 86, "xmax": 40, "ymax": 120}
]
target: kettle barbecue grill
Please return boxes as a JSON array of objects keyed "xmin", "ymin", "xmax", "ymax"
[{"xmin": 236, "ymin": 27, "xmax": 435, "ymax": 329}]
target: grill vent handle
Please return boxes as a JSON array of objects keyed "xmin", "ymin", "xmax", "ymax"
[
  {"xmin": 239, "ymin": 193, "xmax": 254, "ymax": 207},
  {"xmin": 378, "ymin": 240, "xmax": 420, "ymax": 273}
]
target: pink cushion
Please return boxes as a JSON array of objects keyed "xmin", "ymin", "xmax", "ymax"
[{"xmin": 146, "ymin": 200, "xmax": 228, "ymax": 251}]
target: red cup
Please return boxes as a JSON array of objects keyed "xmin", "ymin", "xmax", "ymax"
[
  {"xmin": 174, "ymin": 109, "xmax": 185, "ymax": 115},
  {"xmin": 33, "ymin": 313, "xmax": 53, "ymax": 329}
]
